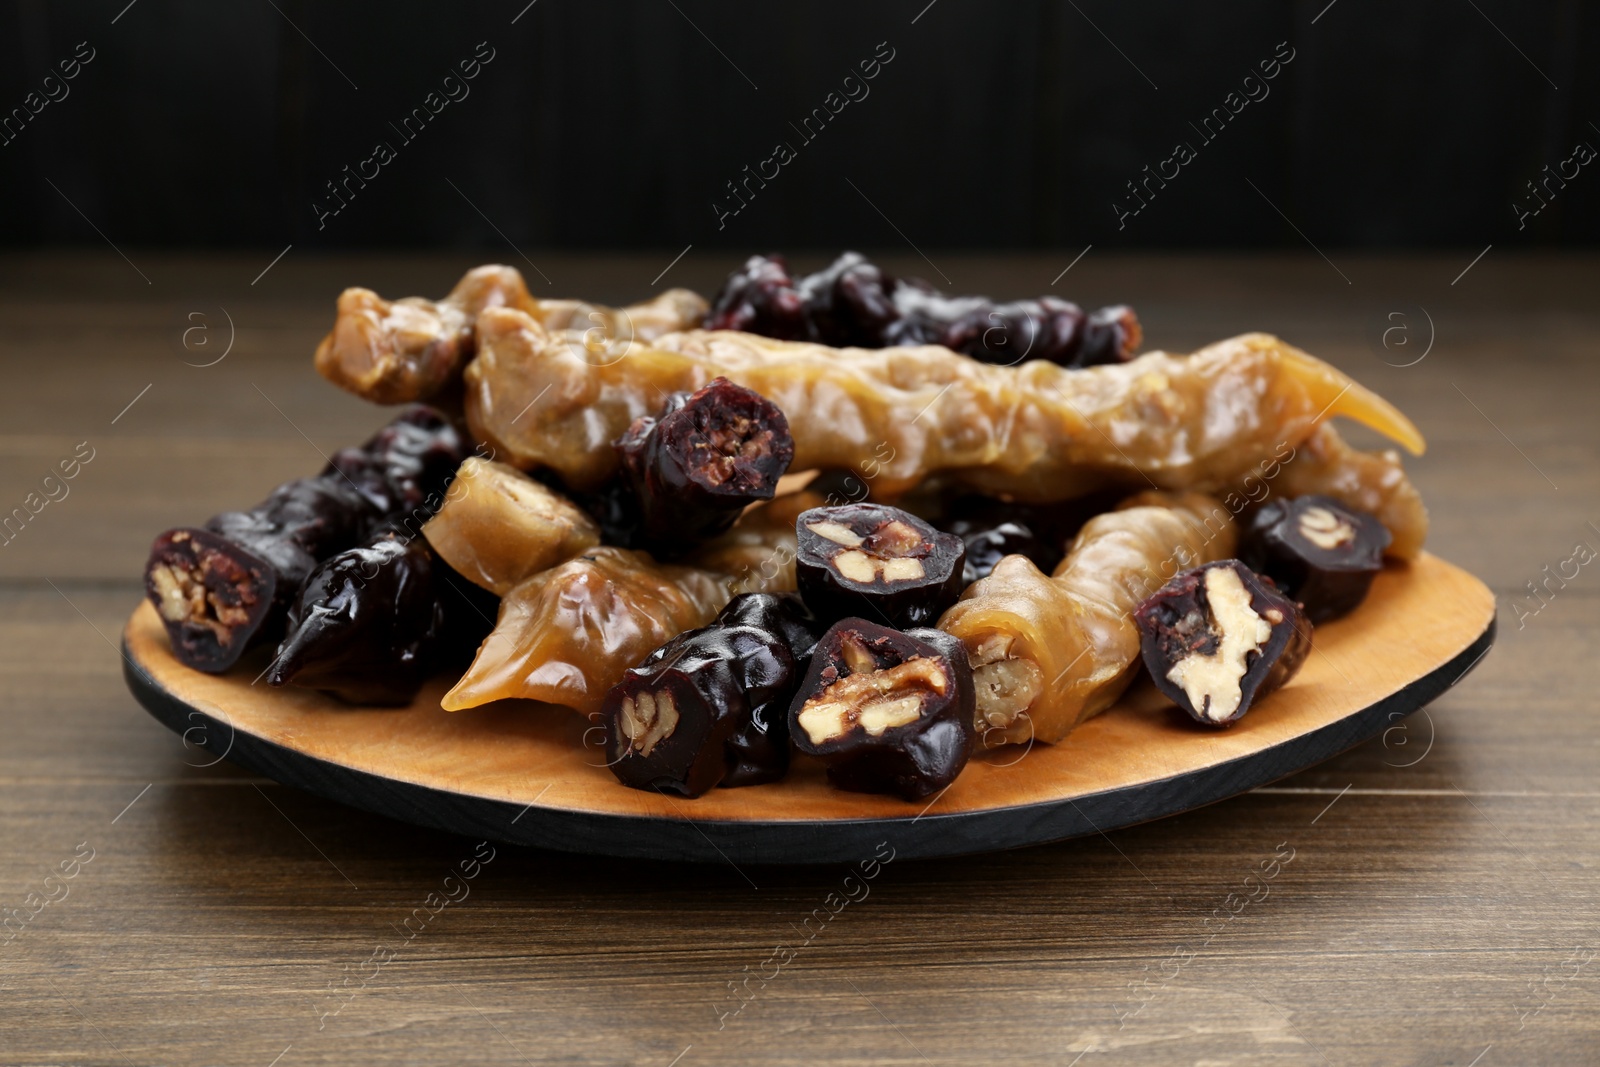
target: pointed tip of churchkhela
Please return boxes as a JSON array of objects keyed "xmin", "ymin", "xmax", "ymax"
[
  {"xmin": 264, "ymin": 604, "xmax": 348, "ymax": 689},
  {"xmin": 438, "ymin": 636, "xmax": 516, "ymax": 712},
  {"xmin": 1222, "ymin": 332, "xmax": 1427, "ymax": 458}
]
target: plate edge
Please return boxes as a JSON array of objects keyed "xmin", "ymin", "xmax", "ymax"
[{"xmin": 122, "ymin": 610, "xmax": 1498, "ymax": 865}]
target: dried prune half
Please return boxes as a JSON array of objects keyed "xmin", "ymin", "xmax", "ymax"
[
  {"xmin": 603, "ymin": 593, "xmax": 813, "ymax": 796},
  {"xmin": 615, "ymin": 377, "xmax": 794, "ymax": 557},
  {"xmin": 1134, "ymin": 560, "xmax": 1312, "ymax": 726},
  {"xmin": 795, "ymin": 504, "xmax": 966, "ymax": 628},
  {"xmin": 788, "ymin": 619, "xmax": 976, "ymax": 800},
  {"xmin": 1240, "ymin": 495, "xmax": 1391, "ymax": 623}
]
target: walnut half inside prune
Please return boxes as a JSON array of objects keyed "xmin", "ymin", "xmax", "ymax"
[
  {"xmin": 796, "ymin": 504, "xmax": 965, "ymax": 628},
  {"xmin": 1134, "ymin": 560, "xmax": 1311, "ymax": 726},
  {"xmin": 603, "ymin": 593, "xmax": 816, "ymax": 797},
  {"xmin": 788, "ymin": 619, "xmax": 976, "ymax": 800},
  {"xmin": 1240, "ymin": 495, "xmax": 1391, "ymax": 623}
]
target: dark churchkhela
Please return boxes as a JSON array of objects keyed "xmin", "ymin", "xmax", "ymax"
[
  {"xmin": 706, "ymin": 252, "xmax": 1142, "ymax": 368},
  {"xmin": 267, "ymin": 533, "xmax": 497, "ymax": 706},
  {"xmin": 144, "ymin": 406, "xmax": 467, "ymax": 673},
  {"xmin": 603, "ymin": 593, "xmax": 819, "ymax": 797},
  {"xmin": 1134, "ymin": 560, "xmax": 1312, "ymax": 727},
  {"xmin": 944, "ymin": 515, "xmax": 1064, "ymax": 586},
  {"xmin": 795, "ymin": 503, "xmax": 966, "ymax": 628},
  {"xmin": 1240, "ymin": 495, "xmax": 1392, "ymax": 623},
  {"xmin": 614, "ymin": 377, "xmax": 794, "ymax": 557},
  {"xmin": 788, "ymin": 619, "xmax": 977, "ymax": 800}
]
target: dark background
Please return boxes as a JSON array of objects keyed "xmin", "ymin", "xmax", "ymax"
[{"xmin": 1, "ymin": 0, "xmax": 1593, "ymax": 252}]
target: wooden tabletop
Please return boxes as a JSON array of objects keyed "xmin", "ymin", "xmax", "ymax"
[{"xmin": 1, "ymin": 250, "xmax": 1594, "ymax": 1066}]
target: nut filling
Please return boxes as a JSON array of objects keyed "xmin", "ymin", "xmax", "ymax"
[
  {"xmin": 144, "ymin": 527, "xmax": 279, "ymax": 669},
  {"xmin": 966, "ymin": 633, "xmax": 1045, "ymax": 733},
  {"xmin": 1163, "ymin": 566, "xmax": 1273, "ymax": 723},
  {"xmin": 809, "ymin": 518, "xmax": 930, "ymax": 585},
  {"xmin": 1240, "ymin": 494, "xmax": 1392, "ymax": 624},
  {"xmin": 149, "ymin": 558, "xmax": 253, "ymax": 638},
  {"xmin": 602, "ymin": 593, "xmax": 816, "ymax": 797},
  {"xmin": 619, "ymin": 690, "xmax": 680, "ymax": 757},
  {"xmin": 1297, "ymin": 506, "xmax": 1355, "ymax": 550},
  {"xmin": 1134, "ymin": 559, "xmax": 1312, "ymax": 727},
  {"xmin": 796, "ymin": 644, "xmax": 949, "ymax": 746},
  {"xmin": 796, "ymin": 504, "xmax": 967, "ymax": 628},
  {"xmin": 788, "ymin": 619, "xmax": 977, "ymax": 800},
  {"xmin": 615, "ymin": 376, "xmax": 795, "ymax": 557},
  {"xmin": 688, "ymin": 412, "xmax": 776, "ymax": 489}
]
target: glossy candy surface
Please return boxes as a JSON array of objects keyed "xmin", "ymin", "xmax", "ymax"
[
  {"xmin": 441, "ymin": 547, "xmax": 734, "ymax": 716},
  {"xmin": 325, "ymin": 405, "xmax": 468, "ymax": 523},
  {"xmin": 1134, "ymin": 559, "xmax": 1312, "ymax": 726},
  {"xmin": 795, "ymin": 504, "xmax": 965, "ymax": 629},
  {"xmin": 442, "ymin": 492, "xmax": 816, "ymax": 717},
  {"xmin": 465, "ymin": 318, "xmax": 1427, "ymax": 523},
  {"xmin": 615, "ymin": 377, "xmax": 794, "ymax": 556},
  {"xmin": 788, "ymin": 619, "xmax": 976, "ymax": 800},
  {"xmin": 603, "ymin": 593, "xmax": 818, "ymax": 797},
  {"xmin": 1241, "ymin": 495, "xmax": 1391, "ymax": 623},
  {"xmin": 145, "ymin": 406, "xmax": 465, "ymax": 672},
  {"xmin": 267, "ymin": 534, "xmax": 495, "ymax": 706},
  {"xmin": 421, "ymin": 457, "xmax": 600, "ymax": 595}
]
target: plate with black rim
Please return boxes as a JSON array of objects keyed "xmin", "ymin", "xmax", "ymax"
[{"xmin": 122, "ymin": 552, "xmax": 1494, "ymax": 865}]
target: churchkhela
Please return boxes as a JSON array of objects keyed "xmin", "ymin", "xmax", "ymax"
[
  {"xmin": 1134, "ymin": 559, "xmax": 1312, "ymax": 726},
  {"xmin": 420, "ymin": 456, "xmax": 601, "ymax": 596},
  {"xmin": 144, "ymin": 406, "xmax": 466, "ymax": 672},
  {"xmin": 138, "ymin": 255, "xmax": 1441, "ymax": 806},
  {"xmin": 614, "ymin": 376, "xmax": 795, "ymax": 557},
  {"xmin": 268, "ymin": 533, "xmax": 497, "ymax": 705},
  {"xmin": 788, "ymin": 619, "xmax": 977, "ymax": 800},
  {"xmin": 706, "ymin": 251, "xmax": 1140, "ymax": 368},
  {"xmin": 603, "ymin": 593, "xmax": 818, "ymax": 797},
  {"xmin": 939, "ymin": 492, "xmax": 1238, "ymax": 746},
  {"xmin": 464, "ymin": 315, "xmax": 1425, "ymax": 526},
  {"xmin": 315, "ymin": 264, "xmax": 707, "ymax": 404}
]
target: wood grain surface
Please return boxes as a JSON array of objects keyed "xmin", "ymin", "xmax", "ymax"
[{"xmin": 1, "ymin": 250, "xmax": 1596, "ymax": 1066}]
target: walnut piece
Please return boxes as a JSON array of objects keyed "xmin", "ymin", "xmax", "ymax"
[
  {"xmin": 618, "ymin": 689, "xmax": 680, "ymax": 758},
  {"xmin": 1164, "ymin": 565, "xmax": 1273, "ymax": 724},
  {"xmin": 973, "ymin": 656, "xmax": 1045, "ymax": 730},
  {"xmin": 795, "ymin": 655, "xmax": 949, "ymax": 746},
  {"xmin": 148, "ymin": 555, "xmax": 250, "ymax": 637},
  {"xmin": 1298, "ymin": 505, "xmax": 1357, "ymax": 550},
  {"xmin": 806, "ymin": 520, "xmax": 865, "ymax": 548}
]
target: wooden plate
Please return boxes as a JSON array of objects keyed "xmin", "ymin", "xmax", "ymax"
[{"xmin": 122, "ymin": 553, "xmax": 1495, "ymax": 864}]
